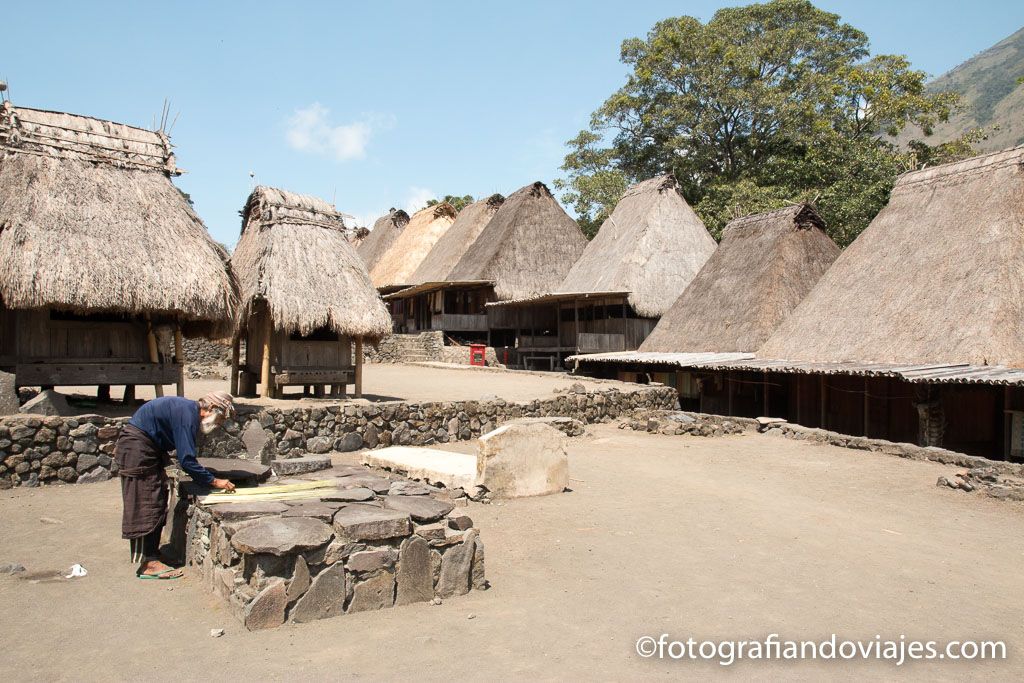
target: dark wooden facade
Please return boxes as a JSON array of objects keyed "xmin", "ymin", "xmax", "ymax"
[
  {"xmin": 232, "ymin": 301, "xmax": 362, "ymax": 400},
  {"xmin": 0, "ymin": 302, "xmax": 184, "ymax": 399},
  {"xmin": 596, "ymin": 361, "xmax": 1021, "ymax": 461},
  {"xmin": 488, "ymin": 294, "xmax": 657, "ymax": 370},
  {"xmin": 388, "ymin": 284, "xmax": 492, "ymax": 340}
]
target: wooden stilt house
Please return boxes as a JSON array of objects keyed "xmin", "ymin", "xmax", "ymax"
[
  {"xmin": 0, "ymin": 102, "xmax": 236, "ymax": 401},
  {"xmin": 230, "ymin": 187, "xmax": 391, "ymax": 399}
]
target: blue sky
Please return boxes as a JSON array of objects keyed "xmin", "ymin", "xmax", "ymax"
[{"xmin": 4, "ymin": 1, "xmax": 1023, "ymax": 247}]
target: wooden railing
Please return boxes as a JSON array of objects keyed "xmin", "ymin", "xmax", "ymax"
[
  {"xmin": 431, "ymin": 314, "xmax": 488, "ymax": 331},
  {"xmin": 576, "ymin": 333, "xmax": 626, "ymax": 353}
]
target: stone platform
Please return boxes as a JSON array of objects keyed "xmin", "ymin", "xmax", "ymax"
[{"xmin": 182, "ymin": 464, "xmax": 485, "ymax": 630}]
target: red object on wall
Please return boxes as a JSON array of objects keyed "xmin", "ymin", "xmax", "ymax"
[{"xmin": 469, "ymin": 344, "xmax": 486, "ymax": 367}]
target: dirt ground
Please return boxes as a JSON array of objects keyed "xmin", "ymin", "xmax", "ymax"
[
  {"xmin": 49, "ymin": 363, "xmax": 626, "ymax": 416},
  {"xmin": 2, "ymin": 424, "xmax": 1022, "ymax": 681}
]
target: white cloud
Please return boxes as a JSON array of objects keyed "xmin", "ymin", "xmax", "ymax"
[
  {"xmin": 404, "ymin": 186, "xmax": 435, "ymax": 214},
  {"xmin": 286, "ymin": 103, "xmax": 373, "ymax": 161}
]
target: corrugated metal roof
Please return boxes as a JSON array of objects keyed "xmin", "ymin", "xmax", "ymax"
[
  {"xmin": 486, "ymin": 291, "xmax": 632, "ymax": 308},
  {"xmin": 382, "ymin": 280, "xmax": 493, "ymax": 301},
  {"xmin": 569, "ymin": 352, "xmax": 1024, "ymax": 386},
  {"xmin": 566, "ymin": 351, "xmax": 755, "ymax": 366}
]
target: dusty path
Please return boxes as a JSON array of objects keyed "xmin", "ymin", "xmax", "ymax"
[
  {"xmin": 1, "ymin": 425, "xmax": 1022, "ymax": 680},
  {"xmin": 48, "ymin": 362, "xmax": 627, "ymax": 416}
]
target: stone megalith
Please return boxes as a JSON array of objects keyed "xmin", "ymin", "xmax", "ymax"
[{"xmin": 476, "ymin": 422, "xmax": 568, "ymax": 498}]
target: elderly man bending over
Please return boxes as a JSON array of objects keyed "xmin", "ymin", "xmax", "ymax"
[{"xmin": 115, "ymin": 391, "xmax": 237, "ymax": 580}]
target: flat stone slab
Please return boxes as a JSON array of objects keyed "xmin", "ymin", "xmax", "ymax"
[
  {"xmin": 271, "ymin": 455, "xmax": 332, "ymax": 476},
  {"xmin": 197, "ymin": 458, "xmax": 271, "ymax": 484},
  {"xmin": 230, "ymin": 517, "xmax": 334, "ymax": 556},
  {"xmin": 209, "ymin": 501, "xmax": 289, "ymax": 522},
  {"xmin": 332, "ymin": 474, "xmax": 393, "ymax": 494},
  {"xmin": 332, "ymin": 503, "xmax": 411, "ymax": 541},
  {"xmin": 388, "ymin": 480, "xmax": 434, "ymax": 496},
  {"xmin": 362, "ymin": 447, "xmax": 477, "ymax": 491},
  {"xmin": 281, "ymin": 501, "xmax": 346, "ymax": 521},
  {"xmin": 319, "ymin": 487, "xmax": 375, "ymax": 503},
  {"xmin": 478, "ymin": 422, "xmax": 568, "ymax": 498},
  {"xmin": 382, "ymin": 495, "xmax": 454, "ymax": 523}
]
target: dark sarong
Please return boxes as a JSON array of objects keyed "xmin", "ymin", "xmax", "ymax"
[{"xmin": 115, "ymin": 424, "xmax": 170, "ymax": 539}]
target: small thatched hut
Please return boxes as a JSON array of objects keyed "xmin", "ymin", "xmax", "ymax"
[
  {"xmin": 569, "ymin": 203, "xmax": 838, "ymax": 413},
  {"xmin": 357, "ymin": 208, "xmax": 410, "ymax": 273},
  {"xmin": 230, "ymin": 186, "xmax": 391, "ymax": 399},
  {"xmin": 641, "ymin": 203, "xmax": 838, "ymax": 353},
  {"xmin": 741, "ymin": 146, "xmax": 1024, "ymax": 457},
  {"xmin": 387, "ymin": 194, "xmax": 504, "ymax": 334},
  {"xmin": 487, "ymin": 175, "xmax": 717, "ymax": 368},
  {"xmin": 369, "ymin": 203, "xmax": 457, "ymax": 290},
  {"xmin": 0, "ymin": 102, "xmax": 236, "ymax": 400}
]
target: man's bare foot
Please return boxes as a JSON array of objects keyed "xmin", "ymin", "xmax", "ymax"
[{"xmin": 137, "ymin": 559, "xmax": 183, "ymax": 578}]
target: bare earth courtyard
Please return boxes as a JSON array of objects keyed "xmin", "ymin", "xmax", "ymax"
[{"xmin": 2, "ymin": 410, "xmax": 1023, "ymax": 680}]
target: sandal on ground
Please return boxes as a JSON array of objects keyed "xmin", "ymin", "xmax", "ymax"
[{"xmin": 137, "ymin": 568, "xmax": 183, "ymax": 580}]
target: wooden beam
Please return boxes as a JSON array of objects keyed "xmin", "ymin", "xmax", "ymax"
[
  {"xmin": 795, "ymin": 376, "xmax": 801, "ymax": 425},
  {"xmin": 354, "ymin": 337, "xmax": 364, "ymax": 398},
  {"xmin": 820, "ymin": 375, "xmax": 827, "ymax": 430},
  {"xmin": 763, "ymin": 372, "xmax": 769, "ymax": 417},
  {"xmin": 146, "ymin": 317, "xmax": 163, "ymax": 398},
  {"xmin": 229, "ymin": 335, "xmax": 240, "ymax": 396},
  {"xmin": 863, "ymin": 377, "xmax": 870, "ymax": 438},
  {"xmin": 174, "ymin": 324, "xmax": 185, "ymax": 397},
  {"xmin": 260, "ymin": 312, "xmax": 273, "ymax": 399},
  {"xmin": 123, "ymin": 385, "xmax": 135, "ymax": 404},
  {"xmin": 727, "ymin": 371, "xmax": 734, "ymax": 416}
]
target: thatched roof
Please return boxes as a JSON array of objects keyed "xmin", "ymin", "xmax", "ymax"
[
  {"xmin": 0, "ymin": 103, "xmax": 236, "ymax": 332},
  {"xmin": 408, "ymin": 194, "xmax": 504, "ymax": 284},
  {"xmin": 556, "ymin": 175, "xmax": 716, "ymax": 318},
  {"xmin": 231, "ymin": 186, "xmax": 391, "ymax": 340},
  {"xmin": 446, "ymin": 182, "xmax": 587, "ymax": 300},
  {"xmin": 640, "ymin": 204, "xmax": 839, "ymax": 353},
  {"xmin": 758, "ymin": 146, "xmax": 1024, "ymax": 366},
  {"xmin": 369, "ymin": 203, "xmax": 457, "ymax": 288},
  {"xmin": 357, "ymin": 208, "xmax": 409, "ymax": 271}
]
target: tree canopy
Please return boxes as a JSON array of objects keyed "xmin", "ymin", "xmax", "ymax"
[{"xmin": 556, "ymin": 0, "xmax": 980, "ymax": 244}]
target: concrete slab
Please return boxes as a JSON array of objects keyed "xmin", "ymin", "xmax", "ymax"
[{"xmin": 362, "ymin": 447, "xmax": 477, "ymax": 491}]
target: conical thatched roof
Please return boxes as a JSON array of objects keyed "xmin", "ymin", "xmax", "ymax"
[
  {"xmin": 357, "ymin": 208, "xmax": 410, "ymax": 271},
  {"xmin": 369, "ymin": 203, "xmax": 457, "ymax": 288},
  {"xmin": 231, "ymin": 186, "xmax": 391, "ymax": 340},
  {"xmin": 0, "ymin": 103, "xmax": 236, "ymax": 332},
  {"xmin": 447, "ymin": 182, "xmax": 587, "ymax": 300},
  {"xmin": 408, "ymin": 194, "xmax": 504, "ymax": 284},
  {"xmin": 758, "ymin": 146, "xmax": 1024, "ymax": 366},
  {"xmin": 640, "ymin": 204, "xmax": 839, "ymax": 353},
  {"xmin": 556, "ymin": 175, "xmax": 716, "ymax": 318}
]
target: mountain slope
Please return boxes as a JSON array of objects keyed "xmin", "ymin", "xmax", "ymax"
[{"xmin": 911, "ymin": 27, "xmax": 1024, "ymax": 153}]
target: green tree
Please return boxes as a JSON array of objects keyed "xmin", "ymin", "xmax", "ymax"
[
  {"xmin": 556, "ymin": 0, "xmax": 977, "ymax": 245},
  {"xmin": 427, "ymin": 194, "xmax": 475, "ymax": 212}
]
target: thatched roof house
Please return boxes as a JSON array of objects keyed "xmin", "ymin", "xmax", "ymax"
[
  {"xmin": 357, "ymin": 208, "xmax": 410, "ymax": 272},
  {"xmin": 640, "ymin": 204, "xmax": 839, "ymax": 353},
  {"xmin": 408, "ymin": 194, "xmax": 505, "ymax": 284},
  {"xmin": 447, "ymin": 182, "xmax": 587, "ymax": 301},
  {"xmin": 230, "ymin": 186, "xmax": 390, "ymax": 398},
  {"xmin": 369, "ymin": 203, "xmax": 457, "ymax": 288},
  {"xmin": 232, "ymin": 186, "xmax": 391, "ymax": 340},
  {"xmin": 758, "ymin": 146, "xmax": 1024, "ymax": 367},
  {"xmin": 0, "ymin": 102, "xmax": 235, "ymax": 333},
  {"xmin": 555, "ymin": 174, "xmax": 715, "ymax": 318}
]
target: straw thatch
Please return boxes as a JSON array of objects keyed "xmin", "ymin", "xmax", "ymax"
[
  {"xmin": 357, "ymin": 208, "xmax": 410, "ymax": 271},
  {"xmin": 349, "ymin": 226, "xmax": 370, "ymax": 248},
  {"xmin": 408, "ymin": 194, "xmax": 504, "ymax": 284},
  {"xmin": 447, "ymin": 182, "xmax": 587, "ymax": 300},
  {"xmin": 758, "ymin": 146, "xmax": 1024, "ymax": 366},
  {"xmin": 0, "ymin": 103, "xmax": 236, "ymax": 332},
  {"xmin": 640, "ymin": 204, "xmax": 839, "ymax": 353},
  {"xmin": 369, "ymin": 203, "xmax": 457, "ymax": 287},
  {"xmin": 556, "ymin": 175, "xmax": 716, "ymax": 318},
  {"xmin": 231, "ymin": 186, "xmax": 391, "ymax": 340}
]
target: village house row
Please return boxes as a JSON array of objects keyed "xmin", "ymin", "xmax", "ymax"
[{"xmin": 1, "ymin": 100, "xmax": 1022, "ymax": 461}]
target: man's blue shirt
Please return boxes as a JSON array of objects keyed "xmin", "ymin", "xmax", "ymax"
[{"xmin": 128, "ymin": 396, "xmax": 214, "ymax": 485}]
